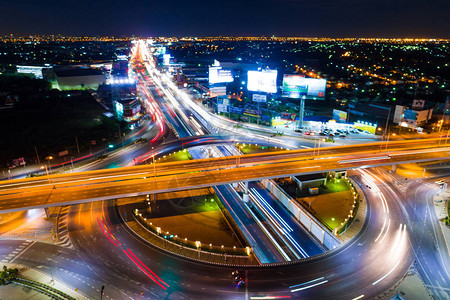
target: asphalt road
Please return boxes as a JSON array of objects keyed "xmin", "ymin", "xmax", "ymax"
[
  {"xmin": 0, "ymin": 146, "xmax": 448, "ymax": 213},
  {"xmin": 1, "ymin": 137, "xmax": 446, "ymax": 192},
  {"xmin": 403, "ymin": 178, "xmax": 450, "ymax": 300},
  {"xmin": 23, "ymin": 168, "xmax": 411, "ymax": 299}
]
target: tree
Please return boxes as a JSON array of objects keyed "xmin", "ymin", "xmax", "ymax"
[{"xmin": 0, "ymin": 265, "xmax": 19, "ymax": 285}]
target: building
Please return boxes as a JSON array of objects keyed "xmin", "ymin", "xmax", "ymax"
[
  {"xmin": 402, "ymin": 108, "xmax": 433, "ymax": 127},
  {"xmin": 53, "ymin": 67, "xmax": 106, "ymax": 90},
  {"xmin": 16, "ymin": 65, "xmax": 50, "ymax": 79},
  {"xmin": 393, "ymin": 104, "xmax": 433, "ymax": 128},
  {"xmin": 114, "ymin": 96, "xmax": 142, "ymax": 124}
]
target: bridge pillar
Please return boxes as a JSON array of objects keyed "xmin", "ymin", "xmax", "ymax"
[
  {"xmin": 392, "ymin": 164, "xmax": 397, "ymax": 172},
  {"xmin": 243, "ymin": 181, "xmax": 249, "ymax": 203},
  {"xmin": 44, "ymin": 207, "xmax": 50, "ymax": 219}
]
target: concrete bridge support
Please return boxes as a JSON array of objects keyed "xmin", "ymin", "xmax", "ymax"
[{"xmin": 243, "ymin": 181, "xmax": 249, "ymax": 203}]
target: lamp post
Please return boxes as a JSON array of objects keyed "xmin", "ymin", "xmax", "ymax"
[
  {"xmin": 196, "ymin": 241, "xmax": 201, "ymax": 258},
  {"xmin": 317, "ymin": 138, "xmax": 325, "ymax": 156},
  {"xmin": 385, "ymin": 133, "xmax": 395, "ymax": 150},
  {"xmin": 152, "ymin": 155, "xmax": 156, "ymax": 178},
  {"xmin": 45, "ymin": 156, "xmax": 53, "ymax": 175},
  {"xmin": 40, "ymin": 165, "xmax": 50, "ymax": 184}
]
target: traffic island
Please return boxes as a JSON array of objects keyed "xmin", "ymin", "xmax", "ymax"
[
  {"xmin": 117, "ymin": 191, "xmax": 258, "ymax": 266},
  {"xmin": 236, "ymin": 143, "xmax": 287, "ymax": 154}
]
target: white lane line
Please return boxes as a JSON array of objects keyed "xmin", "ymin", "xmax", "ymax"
[{"xmin": 9, "ymin": 241, "xmax": 36, "ymax": 264}]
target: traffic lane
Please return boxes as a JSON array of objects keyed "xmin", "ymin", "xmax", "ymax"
[
  {"xmin": 404, "ymin": 180, "xmax": 450, "ymax": 300},
  {"xmin": 1, "ymin": 149, "xmax": 448, "ymax": 213},
  {"xmin": 0, "ymin": 240, "xmax": 27, "ymax": 260},
  {"xmin": 0, "ymin": 137, "xmax": 445, "ymax": 192},
  {"xmin": 2, "ymin": 146, "xmax": 449, "ymax": 200},
  {"xmin": 249, "ymin": 181, "xmax": 325, "ymax": 257},
  {"xmin": 96, "ymin": 167, "xmax": 411, "ymax": 299},
  {"xmin": 216, "ymin": 185, "xmax": 286, "ymax": 263},
  {"xmin": 67, "ymin": 201, "xmax": 171, "ymax": 299}
]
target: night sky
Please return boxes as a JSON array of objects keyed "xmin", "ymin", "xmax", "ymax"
[{"xmin": 2, "ymin": 0, "xmax": 449, "ymax": 37}]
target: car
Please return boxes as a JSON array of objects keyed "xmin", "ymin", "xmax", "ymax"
[
  {"xmin": 339, "ymin": 134, "xmax": 347, "ymax": 137},
  {"xmin": 320, "ymin": 132, "xmax": 327, "ymax": 136},
  {"xmin": 232, "ymin": 270, "xmax": 245, "ymax": 287},
  {"xmin": 304, "ymin": 131, "xmax": 311, "ymax": 135},
  {"xmin": 329, "ymin": 133, "xmax": 335, "ymax": 137},
  {"xmin": 294, "ymin": 129, "xmax": 302, "ymax": 133}
]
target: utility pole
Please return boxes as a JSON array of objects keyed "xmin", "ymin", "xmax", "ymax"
[
  {"xmin": 75, "ymin": 136, "xmax": 80, "ymax": 154},
  {"xmin": 34, "ymin": 146, "xmax": 40, "ymax": 164},
  {"xmin": 383, "ymin": 106, "xmax": 392, "ymax": 141}
]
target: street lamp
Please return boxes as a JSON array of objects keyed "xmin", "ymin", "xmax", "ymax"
[
  {"xmin": 40, "ymin": 165, "xmax": 51, "ymax": 184},
  {"xmin": 152, "ymin": 155, "xmax": 156, "ymax": 178},
  {"xmin": 314, "ymin": 138, "xmax": 326, "ymax": 158},
  {"xmin": 385, "ymin": 133, "xmax": 395, "ymax": 150},
  {"xmin": 195, "ymin": 241, "xmax": 201, "ymax": 258},
  {"xmin": 70, "ymin": 157, "xmax": 74, "ymax": 172},
  {"xmin": 45, "ymin": 156, "xmax": 53, "ymax": 175}
]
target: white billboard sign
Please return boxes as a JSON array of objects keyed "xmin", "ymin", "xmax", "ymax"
[
  {"xmin": 210, "ymin": 86, "xmax": 227, "ymax": 97},
  {"xmin": 252, "ymin": 94, "xmax": 267, "ymax": 103},
  {"xmin": 209, "ymin": 67, "xmax": 233, "ymax": 84},
  {"xmin": 247, "ymin": 69, "xmax": 278, "ymax": 93}
]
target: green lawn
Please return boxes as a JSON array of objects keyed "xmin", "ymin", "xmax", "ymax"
[
  {"xmin": 237, "ymin": 143, "xmax": 287, "ymax": 154},
  {"xmin": 157, "ymin": 149, "xmax": 193, "ymax": 163}
]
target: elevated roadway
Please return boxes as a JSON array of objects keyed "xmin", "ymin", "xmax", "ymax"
[
  {"xmin": 1, "ymin": 137, "xmax": 446, "ymax": 192},
  {"xmin": 0, "ymin": 141, "xmax": 449, "ymax": 213}
]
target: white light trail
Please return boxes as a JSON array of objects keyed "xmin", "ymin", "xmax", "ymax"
[{"xmin": 291, "ymin": 279, "xmax": 328, "ymax": 292}]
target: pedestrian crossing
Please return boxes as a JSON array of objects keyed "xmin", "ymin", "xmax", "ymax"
[
  {"xmin": 55, "ymin": 206, "xmax": 74, "ymax": 249},
  {"xmin": 0, "ymin": 240, "xmax": 35, "ymax": 264}
]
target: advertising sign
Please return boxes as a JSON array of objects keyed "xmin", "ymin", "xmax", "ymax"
[
  {"xmin": 333, "ymin": 109, "xmax": 348, "ymax": 122},
  {"xmin": 252, "ymin": 94, "xmax": 267, "ymax": 103},
  {"xmin": 210, "ymin": 86, "xmax": 226, "ymax": 97},
  {"xmin": 412, "ymin": 99, "xmax": 425, "ymax": 109},
  {"xmin": 244, "ymin": 108, "xmax": 260, "ymax": 117},
  {"xmin": 58, "ymin": 150, "xmax": 69, "ymax": 157},
  {"xmin": 282, "ymin": 75, "xmax": 326, "ymax": 99},
  {"xmin": 247, "ymin": 70, "xmax": 278, "ymax": 93},
  {"xmin": 12, "ymin": 157, "xmax": 26, "ymax": 167},
  {"xmin": 209, "ymin": 67, "xmax": 233, "ymax": 84},
  {"xmin": 229, "ymin": 106, "xmax": 244, "ymax": 114},
  {"xmin": 217, "ymin": 96, "xmax": 228, "ymax": 113},
  {"xmin": 163, "ymin": 54, "xmax": 171, "ymax": 65},
  {"xmin": 217, "ymin": 104, "xmax": 228, "ymax": 113}
]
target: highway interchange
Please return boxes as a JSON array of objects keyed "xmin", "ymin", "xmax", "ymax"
[{"xmin": 0, "ymin": 40, "xmax": 449, "ymax": 300}]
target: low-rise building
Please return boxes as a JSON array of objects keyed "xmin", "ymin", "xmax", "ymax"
[{"xmin": 53, "ymin": 67, "xmax": 106, "ymax": 90}]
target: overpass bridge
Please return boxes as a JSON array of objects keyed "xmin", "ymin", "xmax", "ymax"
[{"xmin": 0, "ymin": 138, "xmax": 449, "ymax": 213}]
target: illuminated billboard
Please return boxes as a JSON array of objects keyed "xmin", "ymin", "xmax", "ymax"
[
  {"xmin": 210, "ymin": 86, "xmax": 227, "ymax": 97},
  {"xmin": 163, "ymin": 54, "xmax": 171, "ymax": 65},
  {"xmin": 333, "ymin": 109, "xmax": 348, "ymax": 122},
  {"xmin": 282, "ymin": 75, "xmax": 326, "ymax": 99},
  {"xmin": 247, "ymin": 70, "xmax": 278, "ymax": 94},
  {"xmin": 252, "ymin": 94, "xmax": 267, "ymax": 103},
  {"xmin": 209, "ymin": 67, "xmax": 233, "ymax": 84}
]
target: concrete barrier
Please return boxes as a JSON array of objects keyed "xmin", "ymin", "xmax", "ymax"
[{"xmin": 261, "ymin": 179, "xmax": 342, "ymax": 250}]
